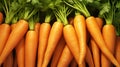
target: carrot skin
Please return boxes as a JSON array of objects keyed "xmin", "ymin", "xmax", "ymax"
[
  {"xmin": 25, "ymin": 31, "xmax": 38, "ymax": 67},
  {"xmin": 0, "ymin": 12, "xmax": 3, "ymax": 24},
  {"xmin": 90, "ymin": 38, "xmax": 100, "ymax": 67},
  {"xmin": 101, "ymin": 24, "xmax": 116, "ymax": 67},
  {"xmin": 95, "ymin": 17, "xmax": 103, "ymax": 29},
  {"xmin": 63, "ymin": 24, "xmax": 79, "ymax": 64},
  {"xmin": 115, "ymin": 37, "xmax": 120, "ymax": 64},
  {"xmin": 74, "ymin": 15, "xmax": 87, "ymax": 64},
  {"xmin": 85, "ymin": 45, "xmax": 94, "ymax": 67},
  {"xmin": 0, "ymin": 24, "xmax": 11, "ymax": 55},
  {"xmin": 16, "ymin": 38, "xmax": 25, "ymax": 67},
  {"xmin": 11, "ymin": 23, "xmax": 25, "ymax": 67},
  {"xmin": 37, "ymin": 23, "xmax": 51, "ymax": 67},
  {"xmin": 0, "ymin": 20, "xmax": 28, "ymax": 65},
  {"xmin": 3, "ymin": 52, "xmax": 13, "ymax": 67},
  {"xmin": 35, "ymin": 22, "xmax": 40, "ymax": 37},
  {"xmin": 88, "ymin": 18, "xmax": 102, "ymax": 67},
  {"xmin": 42, "ymin": 21, "xmax": 63, "ymax": 67},
  {"xmin": 11, "ymin": 24, "xmax": 16, "ymax": 30},
  {"xmin": 86, "ymin": 16, "xmax": 120, "ymax": 67},
  {"xmin": 90, "ymin": 17, "xmax": 103, "ymax": 67},
  {"xmin": 50, "ymin": 36, "xmax": 66, "ymax": 67},
  {"xmin": 57, "ymin": 45, "xmax": 73, "ymax": 67}
]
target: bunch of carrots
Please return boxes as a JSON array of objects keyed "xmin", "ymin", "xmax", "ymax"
[{"xmin": 0, "ymin": 0, "xmax": 120, "ymax": 67}]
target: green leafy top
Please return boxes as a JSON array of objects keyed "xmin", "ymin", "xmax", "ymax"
[
  {"xmin": 64, "ymin": 0, "xmax": 90, "ymax": 17},
  {"xmin": 113, "ymin": 0, "xmax": 120, "ymax": 36},
  {"xmin": 53, "ymin": 3, "xmax": 73, "ymax": 25},
  {"xmin": 0, "ymin": 0, "xmax": 23, "ymax": 24},
  {"xmin": 98, "ymin": 0, "xmax": 115, "ymax": 25}
]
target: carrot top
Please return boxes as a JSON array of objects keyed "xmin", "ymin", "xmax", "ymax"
[
  {"xmin": 64, "ymin": 0, "xmax": 90, "ymax": 17},
  {"xmin": 98, "ymin": 0, "xmax": 115, "ymax": 25},
  {"xmin": 113, "ymin": 0, "xmax": 120, "ymax": 36},
  {"xmin": 44, "ymin": 11, "xmax": 54, "ymax": 23},
  {"xmin": 0, "ymin": 0, "xmax": 23, "ymax": 24},
  {"xmin": 53, "ymin": 3, "xmax": 73, "ymax": 25}
]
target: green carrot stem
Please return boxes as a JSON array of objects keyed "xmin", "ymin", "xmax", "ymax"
[{"xmin": 28, "ymin": 17, "xmax": 35, "ymax": 30}]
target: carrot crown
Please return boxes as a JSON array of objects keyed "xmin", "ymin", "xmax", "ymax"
[
  {"xmin": 98, "ymin": 0, "xmax": 115, "ymax": 25},
  {"xmin": 44, "ymin": 10, "xmax": 54, "ymax": 23},
  {"xmin": 64, "ymin": 0, "xmax": 90, "ymax": 17},
  {"xmin": 0, "ymin": 0, "xmax": 23, "ymax": 24},
  {"xmin": 53, "ymin": 4, "xmax": 73, "ymax": 25}
]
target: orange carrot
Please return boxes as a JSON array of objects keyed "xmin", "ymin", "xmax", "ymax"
[
  {"xmin": 90, "ymin": 38, "xmax": 100, "ymax": 67},
  {"xmin": 11, "ymin": 22, "xmax": 25, "ymax": 67},
  {"xmin": 69, "ymin": 59, "xmax": 78, "ymax": 67},
  {"xmin": 35, "ymin": 22, "xmax": 40, "ymax": 37},
  {"xmin": 0, "ymin": 12, "xmax": 3, "ymax": 24},
  {"xmin": 11, "ymin": 23, "xmax": 17, "ymax": 30},
  {"xmin": 3, "ymin": 52, "xmax": 13, "ymax": 67},
  {"xmin": 74, "ymin": 14, "xmax": 87, "ymax": 64},
  {"xmin": 0, "ymin": 24, "xmax": 11, "ymax": 55},
  {"xmin": 42, "ymin": 21, "xmax": 63, "ymax": 67},
  {"xmin": 90, "ymin": 17, "xmax": 103, "ymax": 67},
  {"xmin": 95, "ymin": 17, "xmax": 103, "ymax": 29},
  {"xmin": 50, "ymin": 36, "xmax": 66, "ymax": 67},
  {"xmin": 101, "ymin": 24, "xmax": 116, "ymax": 67},
  {"xmin": 16, "ymin": 38, "xmax": 25, "ymax": 67},
  {"xmin": 0, "ymin": 20, "xmax": 28, "ymax": 65},
  {"xmin": 25, "ymin": 30, "xmax": 38, "ymax": 67},
  {"xmin": 63, "ymin": 24, "xmax": 79, "ymax": 65},
  {"xmin": 86, "ymin": 16, "xmax": 119, "ymax": 66},
  {"xmin": 57, "ymin": 45, "xmax": 73, "ymax": 67},
  {"xmin": 85, "ymin": 45, "xmax": 94, "ymax": 67},
  {"xmin": 115, "ymin": 37, "xmax": 120, "ymax": 64},
  {"xmin": 37, "ymin": 22, "xmax": 51, "ymax": 67}
]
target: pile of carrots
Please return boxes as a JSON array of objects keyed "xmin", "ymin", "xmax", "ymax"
[{"xmin": 0, "ymin": 0, "xmax": 120, "ymax": 67}]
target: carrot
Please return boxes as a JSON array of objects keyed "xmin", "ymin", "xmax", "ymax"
[
  {"xmin": 35, "ymin": 22, "xmax": 40, "ymax": 37},
  {"xmin": 85, "ymin": 45, "xmax": 94, "ymax": 67},
  {"xmin": 115, "ymin": 37, "xmax": 120, "ymax": 64},
  {"xmin": 50, "ymin": 36, "xmax": 66, "ymax": 67},
  {"xmin": 95, "ymin": 17, "xmax": 103, "ymax": 29},
  {"xmin": 0, "ymin": 12, "xmax": 3, "ymax": 24},
  {"xmin": 0, "ymin": 19, "xmax": 28, "ymax": 65},
  {"xmin": 42, "ymin": 21, "xmax": 63, "ymax": 67},
  {"xmin": 25, "ymin": 30, "xmax": 38, "ymax": 67},
  {"xmin": 37, "ymin": 13, "xmax": 52, "ymax": 67},
  {"xmin": 101, "ymin": 24, "xmax": 116, "ymax": 67},
  {"xmin": 69, "ymin": 59, "xmax": 78, "ymax": 67},
  {"xmin": 37, "ymin": 23, "xmax": 51, "ymax": 67},
  {"xmin": 100, "ymin": 5, "xmax": 117, "ymax": 66},
  {"xmin": 53, "ymin": 4, "xmax": 79, "ymax": 66},
  {"xmin": 90, "ymin": 17, "xmax": 103, "ymax": 67},
  {"xmin": 3, "ymin": 52, "xmax": 13, "ymax": 67},
  {"xmin": 10, "ymin": 19, "xmax": 25, "ymax": 67},
  {"xmin": 57, "ymin": 45, "xmax": 73, "ymax": 67},
  {"xmin": 16, "ymin": 38, "xmax": 25, "ymax": 67},
  {"xmin": 0, "ymin": 24, "xmax": 11, "ymax": 55},
  {"xmin": 25, "ymin": 17, "xmax": 38, "ymax": 67},
  {"xmin": 86, "ymin": 16, "xmax": 120, "ymax": 66},
  {"xmin": 90, "ymin": 38, "xmax": 100, "ymax": 67},
  {"xmin": 74, "ymin": 14, "xmax": 87, "ymax": 64},
  {"xmin": 63, "ymin": 24, "xmax": 79, "ymax": 64}
]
